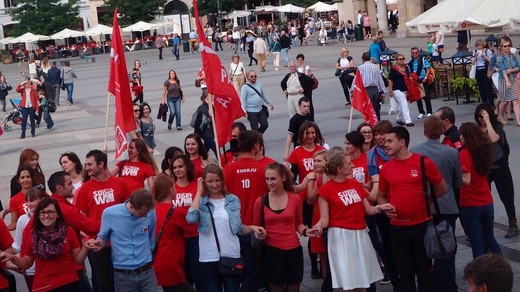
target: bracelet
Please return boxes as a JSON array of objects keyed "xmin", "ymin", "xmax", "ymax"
[
  {"xmin": 302, "ymin": 228, "xmax": 308, "ymax": 237},
  {"xmin": 375, "ymin": 205, "xmax": 382, "ymax": 213},
  {"xmin": 308, "ymin": 178, "xmax": 316, "ymax": 181}
]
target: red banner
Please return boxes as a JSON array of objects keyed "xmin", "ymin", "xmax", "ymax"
[
  {"xmin": 352, "ymin": 70, "xmax": 379, "ymax": 127},
  {"xmin": 193, "ymin": 0, "xmax": 245, "ymax": 147},
  {"xmin": 108, "ymin": 8, "xmax": 136, "ymax": 159}
]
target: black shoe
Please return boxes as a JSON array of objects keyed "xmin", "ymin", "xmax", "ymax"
[
  {"xmin": 20, "ymin": 135, "xmax": 25, "ymax": 139},
  {"xmin": 311, "ymin": 268, "xmax": 321, "ymax": 279},
  {"xmin": 168, "ymin": 124, "xmax": 172, "ymax": 130},
  {"xmin": 406, "ymin": 123, "xmax": 415, "ymax": 127},
  {"xmin": 396, "ymin": 120, "xmax": 405, "ymax": 125}
]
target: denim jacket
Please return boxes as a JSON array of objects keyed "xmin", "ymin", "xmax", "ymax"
[{"xmin": 186, "ymin": 194, "xmax": 244, "ymax": 235}]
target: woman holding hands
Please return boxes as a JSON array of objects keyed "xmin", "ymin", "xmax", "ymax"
[
  {"xmin": 309, "ymin": 149, "xmax": 394, "ymax": 291},
  {"xmin": 186, "ymin": 165, "xmax": 266, "ymax": 292}
]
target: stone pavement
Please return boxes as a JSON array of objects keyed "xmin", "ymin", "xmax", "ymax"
[{"xmin": 1, "ymin": 34, "xmax": 520, "ymax": 291}]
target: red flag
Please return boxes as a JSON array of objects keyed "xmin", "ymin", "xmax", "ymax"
[
  {"xmin": 193, "ymin": 0, "xmax": 245, "ymax": 146},
  {"xmin": 108, "ymin": 8, "xmax": 136, "ymax": 159},
  {"xmin": 352, "ymin": 70, "xmax": 379, "ymax": 126}
]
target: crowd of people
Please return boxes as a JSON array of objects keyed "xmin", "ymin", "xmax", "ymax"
[{"xmin": 0, "ymin": 88, "xmax": 517, "ymax": 291}]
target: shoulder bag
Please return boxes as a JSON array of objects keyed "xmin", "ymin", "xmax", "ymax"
[
  {"xmin": 152, "ymin": 205, "xmax": 175, "ymax": 260},
  {"xmin": 245, "ymin": 83, "xmax": 269, "ymax": 118},
  {"xmin": 207, "ymin": 203, "xmax": 245, "ymax": 277},
  {"xmin": 195, "ymin": 78, "xmax": 201, "ymax": 88},
  {"xmin": 421, "ymin": 156, "xmax": 457, "ymax": 259},
  {"xmin": 250, "ymin": 194, "xmax": 266, "ymax": 265}
]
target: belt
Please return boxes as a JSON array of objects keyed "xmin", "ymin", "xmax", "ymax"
[
  {"xmin": 113, "ymin": 262, "xmax": 152, "ymax": 275},
  {"xmin": 288, "ymin": 92, "xmax": 301, "ymax": 96}
]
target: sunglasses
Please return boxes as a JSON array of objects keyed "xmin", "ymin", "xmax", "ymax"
[
  {"xmin": 133, "ymin": 109, "xmax": 140, "ymax": 112},
  {"xmin": 249, "ymin": 75, "xmax": 257, "ymax": 78},
  {"xmin": 502, "ymin": 44, "xmax": 511, "ymax": 48},
  {"xmin": 397, "ymin": 58, "xmax": 405, "ymax": 60}
]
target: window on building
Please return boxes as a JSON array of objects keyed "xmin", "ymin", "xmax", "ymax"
[{"xmin": 4, "ymin": 0, "xmax": 13, "ymax": 8}]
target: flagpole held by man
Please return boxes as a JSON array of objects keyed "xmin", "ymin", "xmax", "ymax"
[
  {"xmin": 350, "ymin": 70, "xmax": 379, "ymax": 131},
  {"xmin": 105, "ymin": 8, "xmax": 137, "ymax": 159},
  {"xmin": 193, "ymin": 0, "xmax": 245, "ymax": 166}
]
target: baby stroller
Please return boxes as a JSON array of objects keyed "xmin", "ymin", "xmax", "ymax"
[{"xmin": 3, "ymin": 98, "xmax": 22, "ymax": 132}]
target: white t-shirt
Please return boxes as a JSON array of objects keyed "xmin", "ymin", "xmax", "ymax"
[
  {"xmin": 230, "ymin": 62, "xmax": 245, "ymax": 77},
  {"xmin": 13, "ymin": 214, "xmax": 35, "ymax": 275},
  {"xmin": 199, "ymin": 198, "xmax": 241, "ymax": 262},
  {"xmin": 435, "ymin": 30, "xmax": 445, "ymax": 46}
]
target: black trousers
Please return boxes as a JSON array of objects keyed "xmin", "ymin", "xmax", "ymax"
[
  {"xmin": 247, "ymin": 110, "xmax": 268, "ymax": 133},
  {"xmin": 476, "ymin": 68, "xmax": 494, "ymax": 104},
  {"xmin": 417, "ymin": 83, "xmax": 432, "ymax": 115},
  {"xmin": 89, "ymin": 246, "xmax": 114, "ymax": 292},
  {"xmin": 488, "ymin": 164, "xmax": 517, "ymax": 221},
  {"xmin": 248, "ymin": 50, "xmax": 257, "ymax": 66},
  {"xmin": 366, "ymin": 86, "xmax": 381, "ymax": 121}
]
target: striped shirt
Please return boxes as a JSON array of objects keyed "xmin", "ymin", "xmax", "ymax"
[{"xmin": 353, "ymin": 61, "xmax": 386, "ymax": 92}]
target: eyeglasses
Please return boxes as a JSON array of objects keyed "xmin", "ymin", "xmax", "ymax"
[
  {"xmin": 360, "ymin": 131, "xmax": 372, "ymax": 135},
  {"xmin": 502, "ymin": 44, "xmax": 511, "ymax": 48},
  {"xmin": 133, "ymin": 109, "xmax": 140, "ymax": 112},
  {"xmin": 39, "ymin": 210, "xmax": 57, "ymax": 217},
  {"xmin": 397, "ymin": 58, "xmax": 405, "ymax": 60},
  {"xmin": 411, "ymin": 51, "xmax": 419, "ymax": 54},
  {"xmin": 249, "ymin": 75, "xmax": 257, "ymax": 78}
]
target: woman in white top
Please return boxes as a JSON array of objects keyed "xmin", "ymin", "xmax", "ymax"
[
  {"xmin": 472, "ymin": 39, "xmax": 494, "ymax": 104},
  {"xmin": 59, "ymin": 152, "xmax": 84, "ymax": 202},
  {"xmin": 335, "ymin": 47, "xmax": 355, "ymax": 105},
  {"xmin": 229, "ymin": 54, "xmax": 246, "ymax": 94},
  {"xmin": 296, "ymin": 54, "xmax": 311, "ymax": 76}
]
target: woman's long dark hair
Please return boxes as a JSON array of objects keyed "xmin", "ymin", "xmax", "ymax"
[
  {"xmin": 266, "ymin": 162, "xmax": 294, "ymax": 192},
  {"xmin": 459, "ymin": 122, "xmax": 493, "ymax": 176},
  {"xmin": 33, "ymin": 198, "xmax": 66, "ymax": 231},
  {"xmin": 474, "ymin": 103, "xmax": 500, "ymax": 130},
  {"xmin": 169, "ymin": 154, "xmax": 195, "ymax": 182},
  {"xmin": 184, "ymin": 133, "xmax": 209, "ymax": 160}
]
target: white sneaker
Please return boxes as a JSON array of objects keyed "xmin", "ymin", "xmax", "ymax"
[
  {"xmin": 427, "ymin": 113, "xmax": 432, "ymax": 117},
  {"xmin": 417, "ymin": 113, "xmax": 425, "ymax": 119}
]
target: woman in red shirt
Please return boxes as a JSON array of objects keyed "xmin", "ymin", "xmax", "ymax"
[
  {"xmin": 170, "ymin": 154, "xmax": 201, "ymax": 287},
  {"xmin": 10, "ymin": 148, "xmax": 46, "ymax": 197},
  {"xmin": 3, "ymin": 198, "xmax": 89, "ymax": 291},
  {"xmin": 357, "ymin": 122, "xmax": 375, "ymax": 153},
  {"xmin": 2, "ymin": 166, "xmax": 35, "ymax": 230},
  {"xmin": 152, "ymin": 175, "xmax": 194, "ymax": 292},
  {"xmin": 184, "ymin": 133, "xmax": 215, "ymax": 179},
  {"xmin": 110, "ymin": 138, "xmax": 158, "ymax": 193},
  {"xmin": 459, "ymin": 122, "xmax": 501, "ymax": 258},
  {"xmin": 254, "ymin": 162, "xmax": 310, "ymax": 292},
  {"xmin": 310, "ymin": 149, "xmax": 394, "ymax": 291},
  {"xmin": 306, "ymin": 149, "xmax": 329, "ymax": 280},
  {"xmin": 345, "ymin": 131, "xmax": 371, "ymax": 189},
  {"xmin": 286, "ymin": 121, "xmax": 326, "ymax": 279}
]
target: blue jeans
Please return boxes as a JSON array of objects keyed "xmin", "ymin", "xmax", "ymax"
[
  {"xmin": 20, "ymin": 107, "xmax": 36, "ymax": 137},
  {"xmin": 113, "ymin": 267, "xmax": 159, "ymax": 292},
  {"xmin": 197, "ymin": 261, "xmax": 241, "ymax": 292},
  {"xmin": 460, "ymin": 203, "xmax": 502, "ymax": 259},
  {"xmin": 64, "ymin": 83, "xmax": 74, "ymax": 104},
  {"xmin": 167, "ymin": 96, "xmax": 181, "ymax": 127},
  {"xmin": 172, "ymin": 44, "xmax": 180, "ymax": 60},
  {"xmin": 432, "ymin": 214, "xmax": 458, "ymax": 292},
  {"xmin": 281, "ymin": 48, "xmax": 289, "ymax": 66},
  {"xmin": 43, "ymin": 110, "xmax": 54, "ymax": 129}
]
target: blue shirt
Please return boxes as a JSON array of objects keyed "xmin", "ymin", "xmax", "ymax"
[
  {"xmin": 369, "ymin": 42, "xmax": 382, "ymax": 64},
  {"xmin": 409, "ymin": 58, "xmax": 430, "ymax": 79},
  {"xmin": 240, "ymin": 81, "xmax": 272, "ymax": 113},
  {"xmin": 186, "ymin": 194, "xmax": 244, "ymax": 235},
  {"xmin": 98, "ymin": 202, "xmax": 156, "ymax": 269}
]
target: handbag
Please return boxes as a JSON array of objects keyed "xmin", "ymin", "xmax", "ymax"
[
  {"xmin": 310, "ymin": 74, "xmax": 319, "ymax": 90},
  {"xmin": 207, "ymin": 203, "xmax": 245, "ymax": 277},
  {"xmin": 152, "ymin": 206, "xmax": 175, "ymax": 260},
  {"xmin": 250, "ymin": 194, "xmax": 266, "ymax": 265},
  {"xmin": 420, "ymin": 156, "xmax": 457, "ymax": 260},
  {"xmin": 469, "ymin": 64, "xmax": 476, "ymax": 79}
]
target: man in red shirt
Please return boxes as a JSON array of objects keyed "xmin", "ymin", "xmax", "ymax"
[
  {"xmin": 74, "ymin": 150, "xmax": 130, "ymax": 292},
  {"xmin": 49, "ymin": 170, "xmax": 101, "ymax": 291},
  {"xmin": 377, "ymin": 126, "xmax": 447, "ymax": 292},
  {"xmin": 224, "ymin": 130, "xmax": 268, "ymax": 292},
  {"xmin": 435, "ymin": 106, "xmax": 463, "ymax": 152}
]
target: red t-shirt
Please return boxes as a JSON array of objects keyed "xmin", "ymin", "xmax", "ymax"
[
  {"xmin": 75, "ymin": 176, "xmax": 130, "ymax": 222},
  {"xmin": 173, "ymin": 181, "xmax": 199, "ymax": 238},
  {"xmin": 116, "ymin": 160, "xmax": 155, "ymax": 193},
  {"xmin": 379, "ymin": 154, "xmax": 444, "ymax": 226},
  {"xmin": 21, "ymin": 227, "xmax": 80, "ymax": 291},
  {"xmin": 220, "ymin": 152, "xmax": 234, "ymax": 167},
  {"xmin": 51, "ymin": 194, "xmax": 100, "ymax": 238},
  {"xmin": 191, "ymin": 156, "xmax": 205, "ymax": 179},
  {"xmin": 0, "ymin": 221, "xmax": 14, "ymax": 289},
  {"xmin": 153, "ymin": 202, "xmax": 190, "ymax": 286},
  {"xmin": 459, "ymin": 149, "xmax": 493, "ymax": 207},
  {"xmin": 318, "ymin": 178, "xmax": 368, "ymax": 230},
  {"xmin": 9, "ymin": 191, "xmax": 29, "ymax": 218},
  {"xmin": 254, "ymin": 193, "xmax": 302, "ymax": 250},
  {"xmin": 351, "ymin": 153, "xmax": 369, "ymax": 184},
  {"xmin": 257, "ymin": 156, "xmax": 277, "ymax": 169},
  {"xmin": 224, "ymin": 157, "xmax": 269, "ymax": 225},
  {"xmin": 287, "ymin": 145, "xmax": 325, "ymax": 182}
]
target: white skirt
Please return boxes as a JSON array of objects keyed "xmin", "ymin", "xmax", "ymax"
[{"xmin": 327, "ymin": 227, "xmax": 383, "ymax": 290}]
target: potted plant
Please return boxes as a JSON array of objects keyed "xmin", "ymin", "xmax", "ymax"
[{"xmin": 450, "ymin": 77, "xmax": 479, "ymax": 98}]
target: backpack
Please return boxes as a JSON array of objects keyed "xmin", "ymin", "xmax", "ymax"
[{"xmin": 47, "ymin": 98, "xmax": 57, "ymax": 113}]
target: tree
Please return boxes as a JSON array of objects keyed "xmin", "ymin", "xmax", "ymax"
[
  {"xmin": 102, "ymin": 0, "xmax": 167, "ymax": 26},
  {"xmin": 8, "ymin": 0, "xmax": 80, "ymax": 36},
  {"xmin": 197, "ymin": 0, "xmax": 247, "ymax": 17}
]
